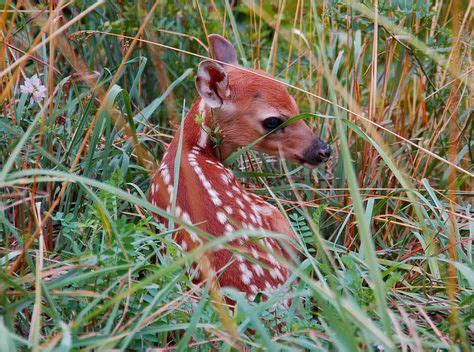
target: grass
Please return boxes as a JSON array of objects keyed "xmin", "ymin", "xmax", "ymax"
[{"xmin": 0, "ymin": 0, "xmax": 472, "ymax": 350}]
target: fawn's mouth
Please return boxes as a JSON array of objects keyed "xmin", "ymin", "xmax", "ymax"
[{"xmin": 295, "ymin": 154, "xmax": 330, "ymax": 169}]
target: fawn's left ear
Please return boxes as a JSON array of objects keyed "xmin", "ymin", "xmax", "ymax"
[
  {"xmin": 208, "ymin": 34, "xmax": 237, "ymax": 65},
  {"xmin": 195, "ymin": 60, "xmax": 228, "ymax": 108}
]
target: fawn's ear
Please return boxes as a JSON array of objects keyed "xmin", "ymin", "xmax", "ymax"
[
  {"xmin": 196, "ymin": 60, "xmax": 228, "ymax": 108},
  {"xmin": 208, "ymin": 34, "xmax": 237, "ymax": 65}
]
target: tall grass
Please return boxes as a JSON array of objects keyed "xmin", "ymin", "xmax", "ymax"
[{"xmin": 0, "ymin": 0, "xmax": 472, "ymax": 350}]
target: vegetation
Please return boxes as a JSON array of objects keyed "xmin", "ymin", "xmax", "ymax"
[{"xmin": 0, "ymin": 0, "xmax": 472, "ymax": 350}]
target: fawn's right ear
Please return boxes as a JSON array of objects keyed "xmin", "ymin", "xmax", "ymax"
[{"xmin": 196, "ymin": 60, "xmax": 228, "ymax": 108}]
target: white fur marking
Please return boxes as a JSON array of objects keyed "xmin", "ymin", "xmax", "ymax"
[
  {"xmin": 268, "ymin": 254, "xmax": 279, "ymax": 266},
  {"xmin": 224, "ymin": 223, "xmax": 234, "ymax": 234},
  {"xmin": 239, "ymin": 209, "xmax": 248, "ymax": 220},
  {"xmin": 189, "ymin": 153, "xmax": 222, "ymax": 206},
  {"xmin": 161, "ymin": 166, "xmax": 170, "ymax": 185},
  {"xmin": 221, "ymin": 174, "xmax": 231, "ymax": 184},
  {"xmin": 249, "ymin": 214, "xmax": 257, "ymax": 224},
  {"xmin": 270, "ymin": 268, "xmax": 285, "ymax": 281},
  {"xmin": 253, "ymin": 264, "xmax": 265, "ymax": 276},
  {"xmin": 197, "ymin": 128, "xmax": 208, "ymax": 148},
  {"xmin": 240, "ymin": 263, "xmax": 253, "ymax": 284},
  {"xmin": 216, "ymin": 211, "xmax": 227, "ymax": 224},
  {"xmin": 198, "ymin": 99, "xmax": 207, "ymax": 114},
  {"xmin": 182, "ymin": 211, "xmax": 202, "ymax": 244}
]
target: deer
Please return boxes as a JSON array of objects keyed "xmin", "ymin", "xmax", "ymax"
[{"xmin": 148, "ymin": 34, "xmax": 330, "ymax": 304}]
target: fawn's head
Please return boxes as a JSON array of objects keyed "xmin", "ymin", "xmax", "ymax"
[{"xmin": 196, "ymin": 34, "xmax": 331, "ymax": 168}]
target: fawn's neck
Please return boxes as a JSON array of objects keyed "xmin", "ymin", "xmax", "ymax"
[{"xmin": 166, "ymin": 98, "xmax": 234, "ymax": 163}]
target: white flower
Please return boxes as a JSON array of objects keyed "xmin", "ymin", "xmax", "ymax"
[{"xmin": 20, "ymin": 74, "xmax": 46, "ymax": 103}]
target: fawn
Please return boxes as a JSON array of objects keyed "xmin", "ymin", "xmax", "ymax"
[{"xmin": 149, "ymin": 34, "xmax": 330, "ymax": 302}]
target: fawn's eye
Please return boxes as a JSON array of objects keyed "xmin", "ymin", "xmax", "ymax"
[{"xmin": 262, "ymin": 117, "xmax": 284, "ymax": 131}]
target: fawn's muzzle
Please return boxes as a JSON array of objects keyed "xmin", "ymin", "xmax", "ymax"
[{"xmin": 298, "ymin": 138, "xmax": 331, "ymax": 167}]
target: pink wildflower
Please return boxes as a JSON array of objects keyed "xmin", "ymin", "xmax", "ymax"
[{"xmin": 20, "ymin": 74, "xmax": 46, "ymax": 103}]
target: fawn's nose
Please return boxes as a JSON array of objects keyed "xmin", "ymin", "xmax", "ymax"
[
  {"xmin": 299, "ymin": 138, "xmax": 331, "ymax": 166},
  {"xmin": 317, "ymin": 145, "xmax": 331, "ymax": 161}
]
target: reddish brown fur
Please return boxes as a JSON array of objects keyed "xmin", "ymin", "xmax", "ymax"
[
  {"xmin": 214, "ymin": 68, "xmax": 317, "ymax": 162},
  {"xmin": 148, "ymin": 35, "xmax": 325, "ymax": 303},
  {"xmin": 149, "ymin": 98, "xmax": 297, "ymax": 300}
]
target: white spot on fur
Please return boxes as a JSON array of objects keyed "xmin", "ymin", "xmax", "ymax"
[
  {"xmin": 264, "ymin": 281, "xmax": 273, "ymax": 292},
  {"xmin": 198, "ymin": 98, "xmax": 207, "ymax": 114},
  {"xmin": 252, "ymin": 264, "xmax": 264, "ymax": 276},
  {"xmin": 255, "ymin": 214, "xmax": 263, "ymax": 226},
  {"xmin": 216, "ymin": 211, "xmax": 227, "ymax": 224},
  {"xmin": 263, "ymin": 238, "xmax": 273, "ymax": 249},
  {"xmin": 267, "ymin": 254, "xmax": 279, "ymax": 267},
  {"xmin": 182, "ymin": 211, "xmax": 202, "ymax": 244},
  {"xmin": 182, "ymin": 211, "xmax": 191, "ymax": 223},
  {"xmin": 224, "ymin": 223, "xmax": 234, "ymax": 234},
  {"xmin": 198, "ymin": 128, "xmax": 208, "ymax": 148},
  {"xmin": 240, "ymin": 263, "xmax": 253, "ymax": 284},
  {"xmin": 189, "ymin": 231, "xmax": 200, "ymax": 243},
  {"xmin": 221, "ymin": 174, "xmax": 231, "ymax": 184},
  {"xmin": 239, "ymin": 209, "xmax": 248, "ymax": 220},
  {"xmin": 161, "ymin": 166, "xmax": 170, "ymax": 185},
  {"xmin": 270, "ymin": 268, "xmax": 285, "ymax": 281},
  {"xmin": 258, "ymin": 205, "xmax": 274, "ymax": 216},
  {"xmin": 249, "ymin": 214, "xmax": 257, "ymax": 224},
  {"xmin": 209, "ymin": 190, "xmax": 222, "ymax": 206},
  {"xmin": 189, "ymin": 153, "xmax": 222, "ymax": 206}
]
